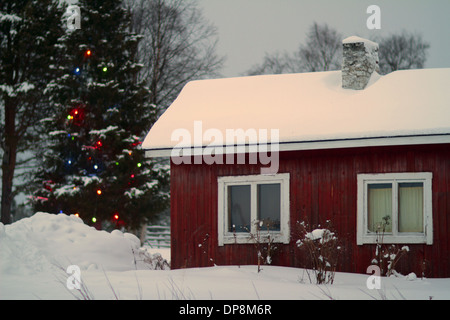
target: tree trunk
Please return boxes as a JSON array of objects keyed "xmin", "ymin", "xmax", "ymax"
[
  {"xmin": 1, "ymin": 99, "xmax": 18, "ymax": 225},
  {"xmin": 1, "ymin": 146, "xmax": 17, "ymax": 225}
]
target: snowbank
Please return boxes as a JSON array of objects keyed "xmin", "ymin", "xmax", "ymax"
[
  {"xmin": 1, "ymin": 213, "xmax": 450, "ymax": 300},
  {"xmin": 0, "ymin": 212, "xmax": 158, "ymax": 275}
]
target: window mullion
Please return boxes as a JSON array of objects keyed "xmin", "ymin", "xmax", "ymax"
[
  {"xmin": 251, "ymin": 182, "xmax": 258, "ymax": 234},
  {"xmin": 392, "ymin": 180, "xmax": 398, "ymax": 237}
]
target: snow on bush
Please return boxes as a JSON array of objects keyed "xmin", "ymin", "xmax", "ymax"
[
  {"xmin": 296, "ymin": 220, "xmax": 341, "ymax": 285},
  {"xmin": 0, "ymin": 212, "xmax": 168, "ymax": 276},
  {"xmin": 370, "ymin": 216, "xmax": 410, "ymax": 276}
]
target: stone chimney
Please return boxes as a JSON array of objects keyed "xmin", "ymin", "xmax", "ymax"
[{"xmin": 342, "ymin": 36, "xmax": 379, "ymax": 90}]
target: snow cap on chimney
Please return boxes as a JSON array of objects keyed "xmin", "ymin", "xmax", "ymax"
[{"xmin": 342, "ymin": 36, "xmax": 379, "ymax": 90}]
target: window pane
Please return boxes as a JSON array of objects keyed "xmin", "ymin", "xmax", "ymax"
[
  {"xmin": 257, "ymin": 183, "xmax": 281, "ymax": 231},
  {"xmin": 368, "ymin": 183, "xmax": 392, "ymax": 232},
  {"xmin": 228, "ymin": 185, "xmax": 251, "ymax": 233},
  {"xmin": 398, "ymin": 182, "xmax": 424, "ymax": 233}
]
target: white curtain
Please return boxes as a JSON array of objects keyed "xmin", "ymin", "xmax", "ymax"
[
  {"xmin": 398, "ymin": 183, "xmax": 423, "ymax": 233},
  {"xmin": 368, "ymin": 184, "xmax": 392, "ymax": 232}
]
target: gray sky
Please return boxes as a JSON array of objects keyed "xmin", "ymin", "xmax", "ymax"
[{"xmin": 197, "ymin": 0, "xmax": 450, "ymax": 77}]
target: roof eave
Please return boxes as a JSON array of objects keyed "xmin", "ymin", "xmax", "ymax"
[{"xmin": 144, "ymin": 133, "xmax": 450, "ymax": 158}]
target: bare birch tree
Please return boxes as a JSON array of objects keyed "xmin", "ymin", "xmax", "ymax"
[
  {"xmin": 296, "ymin": 22, "xmax": 342, "ymax": 72},
  {"xmin": 247, "ymin": 51, "xmax": 301, "ymax": 76},
  {"xmin": 247, "ymin": 23, "xmax": 430, "ymax": 77},
  {"xmin": 246, "ymin": 22, "xmax": 342, "ymax": 75},
  {"xmin": 126, "ymin": 0, "xmax": 224, "ymax": 110},
  {"xmin": 377, "ymin": 31, "xmax": 430, "ymax": 74}
]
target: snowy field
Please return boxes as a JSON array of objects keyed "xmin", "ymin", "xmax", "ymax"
[{"xmin": 1, "ymin": 212, "xmax": 449, "ymax": 301}]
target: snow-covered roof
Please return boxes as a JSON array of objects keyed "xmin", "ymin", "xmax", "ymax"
[{"xmin": 143, "ymin": 68, "xmax": 450, "ymax": 157}]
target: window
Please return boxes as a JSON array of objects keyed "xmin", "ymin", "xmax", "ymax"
[
  {"xmin": 218, "ymin": 173, "xmax": 290, "ymax": 245},
  {"xmin": 357, "ymin": 173, "xmax": 433, "ymax": 245}
]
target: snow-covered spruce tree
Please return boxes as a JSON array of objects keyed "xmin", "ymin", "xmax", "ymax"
[
  {"xmin": 1, "ymin": 0, "xmax": 65, "ymax": 224},
  {"xmin": 32, "ymin": 0, "xmax": 169, "ymax": 231}
]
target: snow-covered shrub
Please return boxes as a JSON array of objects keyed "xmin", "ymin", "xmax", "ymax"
[
  {"xmin": 296, "ymin": 220, "xmax": 341, "ymax": 284},
  {"xmin": 132, "ymin": 248, "xmax": 170, "ymax": 270},
  {"xmin": 198, "ymin": 233, "xmax": 216, "ymax": 266},
  {"xmin": 370, "ymin": 215, "xmax": 409, "ymax": 276},
  {"xmin": 247, "ymin": 220, "xmax": 277, "ymax": 273},
  {"xmin": 372, "ymin": 244, "xmax": 409, "ymax": 277}
]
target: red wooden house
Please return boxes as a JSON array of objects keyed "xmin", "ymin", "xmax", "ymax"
[{"xmin": 143, "ymin": 36, "xmax": 450, "ymax": 277}]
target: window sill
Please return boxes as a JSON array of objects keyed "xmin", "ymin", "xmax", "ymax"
[
  {"xmin": 357, "ymin": 234, "xmax": 432, "ymax": 245},
  {"xmin": 219, "ymin": 232, "xmax": 289, "ymax": 246}
]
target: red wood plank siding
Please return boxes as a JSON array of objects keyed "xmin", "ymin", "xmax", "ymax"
[{"xmin": 170, "ymin": 143, "xmax": 450, "ymax": 277}]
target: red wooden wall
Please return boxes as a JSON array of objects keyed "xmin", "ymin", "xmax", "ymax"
[{"xmin": 170, "ymin": 143, "xmax": 450, "ymax": 277}]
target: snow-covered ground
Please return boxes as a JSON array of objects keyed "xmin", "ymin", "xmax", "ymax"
[{"xmin": 1, "ymin": 212, "xmax": 449, "ymax": 300}]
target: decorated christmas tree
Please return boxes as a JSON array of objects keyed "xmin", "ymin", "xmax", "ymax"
[{"xmin": 32, "ymin": 0, "xmax": 169, "ymax": 231}]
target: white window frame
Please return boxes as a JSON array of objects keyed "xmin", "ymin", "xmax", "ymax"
[
  {"xmin": 218, "ymin": 173, "xmax": 290, "ymax": 246},
  {"xmin": 357, "ymin": 172, "xmax": 433, "ymax": 245}
]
